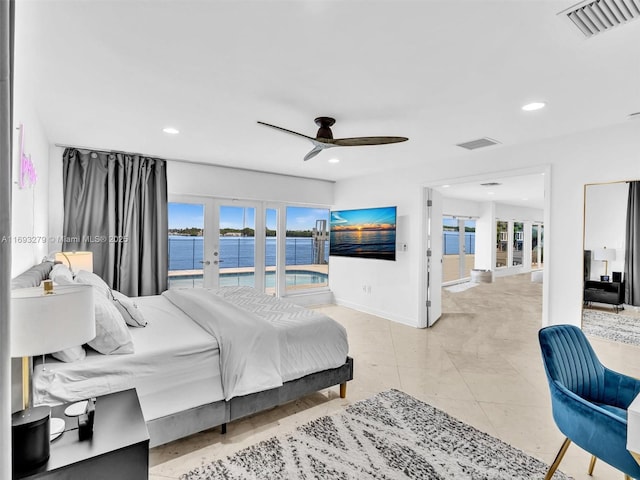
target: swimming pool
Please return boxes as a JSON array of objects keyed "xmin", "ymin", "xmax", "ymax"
[{"xmin": 168, "ymin": 270, "xmax": 328, "ymax": 289}]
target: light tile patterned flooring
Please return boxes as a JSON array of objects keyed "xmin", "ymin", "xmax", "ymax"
[{"xmin": 150, "ymin": 273, "xmax": 640, "ymax": 479}]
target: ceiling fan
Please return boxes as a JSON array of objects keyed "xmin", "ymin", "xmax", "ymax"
[{"xmin": 257, "ymin": 117, "xmax": 409, "ymax": 161}]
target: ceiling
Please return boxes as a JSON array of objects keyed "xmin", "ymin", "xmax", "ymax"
[
  {"xmin": 434, "ymin": 172, "xmax": 546, "ymax": 210},
  {"xmin": 18, "ymin": 0, "xmax": 640, "ymax": 207}
]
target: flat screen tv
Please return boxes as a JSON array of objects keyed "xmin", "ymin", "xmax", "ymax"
[{"xmin": 329, "ymin": 206, "xmax": 397, "ymax": 261}]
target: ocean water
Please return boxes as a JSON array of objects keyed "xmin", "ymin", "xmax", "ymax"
[
  {"xmin": 329, "ymin": 230, "xmax": 396, "ymax": 260},
  {"xmin": 169, "ymin": 236, "xmax": 328, "ymax": 270},
  {"xmin": 443, "ymin": 232, "xmax": 476, "ymax": 255}
]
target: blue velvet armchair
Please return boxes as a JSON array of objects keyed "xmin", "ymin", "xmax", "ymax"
[{"xmin": 539, "ymin": 324, "xmax": 640, "ymax": 480}]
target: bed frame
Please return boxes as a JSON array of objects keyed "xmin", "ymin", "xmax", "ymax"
[
  {"xmin": 12, "ymin": 261, "xmax": 354, "ymax": 448},
  {"xmin": 148, "ymin": 356, "xmax": 353, "ymax": 447}
]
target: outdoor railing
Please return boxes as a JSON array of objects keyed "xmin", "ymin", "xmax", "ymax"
[
  {"xmin": 442, "ymin": 232, "xmax": 476, "ymax": 255},
  {"xmin": 168, "ymin": 236, "xmax": 329, "ymax": 271}
]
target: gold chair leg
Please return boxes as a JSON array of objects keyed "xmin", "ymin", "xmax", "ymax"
[
  {"xmin": 623, "ymin": 475, "xmax": 631, "ymax": 480},
  {"xmin": 588, "ymin": 455, "xmax": 596, "ymax": 475},
  {"xmin": 545, "ymin": 437, "xmax": 572, "ymax": 480}
]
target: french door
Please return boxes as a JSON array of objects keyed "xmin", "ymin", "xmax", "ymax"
[
  {"xmin": 424, "ymin": 188, "xmax": 443, "ymax": 327},
  {"xmin": 168, "ymin": 196, "xmax": 261, "ymax": 289}
]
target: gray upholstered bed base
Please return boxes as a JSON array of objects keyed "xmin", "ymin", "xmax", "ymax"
[
  {"xmin": 12, "ymin": 262, "xmax": 355, "ymax": 449},
  {"xmin": 147, "ymin": 356, "xmax": 354, "ymax": 447}
]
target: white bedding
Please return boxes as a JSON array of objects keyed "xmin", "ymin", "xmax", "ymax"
[
  {"xmin": 162, "ymin": 286, "xmax": 349, "ymax": 400},
  {"xmin": 33, "ymin": 286, "xmax": 349, "ymax": 420},
  {"xmin": 33, "ymin": 295, "xmax": 224, "ymax": 421}
]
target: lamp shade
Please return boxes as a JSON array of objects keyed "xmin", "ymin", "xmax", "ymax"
[
  {"xmin": 11, "ymin": 285, "xmax": 95, "ymax": 357},
  {"xmin": 594, "ymin": 248, "xmax": 616, "ymax": 262},
  {"xmin": 54, "ymin": 251, "xmax": 93, "ymax": 273}
]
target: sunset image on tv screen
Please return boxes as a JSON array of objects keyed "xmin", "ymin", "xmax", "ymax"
[{"xmin": 329, "ymin": 206, "xmax": 396, "ymax": 261}]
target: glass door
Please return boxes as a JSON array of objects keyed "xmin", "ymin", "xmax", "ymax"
[
  {"xmin": 532, "ymin": 223, "xmax": 544, "ymax": 269},
  {"xmin": 168, "ymin": 199, "xmax": 212, "ymax": 288},
  {"xmin": 442, "ymin": 217, "xmax": 476, "ymax": 283},
  {"xmin": 216, "ymin": 202, "xmax": 260, "ymax": 289}
]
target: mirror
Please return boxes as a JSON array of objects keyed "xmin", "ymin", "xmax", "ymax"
[{"xmin": 582, "ymin": 180, "xmax": 640, "ymax": 343}]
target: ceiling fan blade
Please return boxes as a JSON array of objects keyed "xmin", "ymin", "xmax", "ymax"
[
  {"xmin": 257, "ymin": 121, "xmax": 314, "ymax": 141},
  {"xmin": 331, "ymin": 136, "xmax": 409, "ymax": 147},
  {"xmin": 304, "ymin": 145, "xmax": 325, "ymax": 162}
]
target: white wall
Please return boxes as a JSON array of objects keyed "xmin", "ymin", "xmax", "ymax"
[
  {"xmin": 474, "ymin": 202, "xmax": 495, "ymax": 270},
  {"xmin": 167, "ymin": 161, "xmax": 334, "ymax": 205},
  {"xmin": 332, "ymin": 121, "xmax": 639, "ymax": 328},
  {"xmin": 330, "ymin": 175, "xmax": 422, "ymax": 326},
  {"xmin": 442, "ymin": 197, "xmax": 481, "ymax": 217},
  {"xmin": 584, "ymin": 181, "xmax": 628, "ymax": 280},
  {"xmin": 495, "ymin": 203, "xmax": 543, "ymax": 223},
  {"xmin": 11, "ymin": 9, "xmax": 51, "ymax": 276}
]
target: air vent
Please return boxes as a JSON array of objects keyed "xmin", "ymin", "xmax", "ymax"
[
  {"xmin": 559, "ymin": 0, "xmax": 640, "ymax": 38},
  {"xmin": 480, "ymin": 182, "xmax": 502, "ymax": 187},
  {"xmin": 456, "ymin": 137, "xmax": 501, "ymax": 150}
]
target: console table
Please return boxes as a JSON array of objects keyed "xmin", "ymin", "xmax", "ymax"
[
  {"xmin": 584, "ymin": 280, "xmax": 624, "ymax": 313},
  {"xmin": 15, "ymin": 389, "xmax": 149, "ymax": 480}
]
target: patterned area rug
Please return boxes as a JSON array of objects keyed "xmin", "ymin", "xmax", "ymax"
[
  {"xmin": 582, "ymin": 309, "xmax": 640, "ymax": 346},
  {"xmin": 180, "ymin": 389, "xmax": 568, "ymax": 480}
]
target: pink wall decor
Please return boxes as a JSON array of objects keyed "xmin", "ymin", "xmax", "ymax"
[{"xmin": 18, "ymin": 123, "xmax": 37, "ymax": 188}]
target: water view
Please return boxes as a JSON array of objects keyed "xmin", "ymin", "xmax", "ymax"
[{"xmin": 169, "ymin": 236, "xmax": 329, "ymax": 271}]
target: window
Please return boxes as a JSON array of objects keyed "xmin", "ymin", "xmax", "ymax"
[
  {"xmin": 496, "ymin": 221, "xmax": 508, "ymax": 268},
  {"xmin": 285, "ymin": 206, "xmax": 329, "ymax": 293}
]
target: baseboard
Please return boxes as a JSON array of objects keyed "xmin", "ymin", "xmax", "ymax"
[
  {"xmin": 283, "ymin": 289, "xmax": 334, "ymax": 307},
  {"xmin": 333, "ymin": 298, "xmax": 417, "ymax": 327}
]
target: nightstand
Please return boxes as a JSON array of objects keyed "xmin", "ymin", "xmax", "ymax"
[{"xmin": 14, "ymin": 389, "xmax": 149, "ymax": 480}]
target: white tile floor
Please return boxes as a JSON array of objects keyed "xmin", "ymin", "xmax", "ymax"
[{"xmin": 149, "ymin": 273, "xmax": 640, "ymax": 479}]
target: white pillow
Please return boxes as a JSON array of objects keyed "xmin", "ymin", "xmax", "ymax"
[
  {"xmin": 74, "ymin": 270, "xmax": 110, "ymax": 297},
  {"xmin": 49, "ymin": 264, "xmax": 75, "ymax": 285},
  {"xmin": 51, "ymin": 346, "xmax": 86, "ymax": 363},
  {"xmin": 112, "ymin": 290, "xmax": 147, "ymax": 327},
  {"xmin": 75, "ymin": 270, "xmax": 147, "ymax": 327},
  {"xmin": 87, "ymin": 293, "xmax": 134, "ymax": 355}
]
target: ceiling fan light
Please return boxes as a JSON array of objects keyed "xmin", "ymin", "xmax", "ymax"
[{"xmin": 522, "ymin": 102, "xmax": 546, "ymax": 111}]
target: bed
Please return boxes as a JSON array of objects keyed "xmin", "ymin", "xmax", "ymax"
[{"xmin": 12, "ymin": 261, "xmax": 353, "ymax": 447}]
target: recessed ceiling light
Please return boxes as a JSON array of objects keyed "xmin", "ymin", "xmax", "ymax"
[
  {"xmin": 522, "ymin": 197, "xmax": 529, "ymax": 201},
  {"xmin": 522, "ymin": 102, "xmax": 546, "ymax": 111},
  {"xmin": 163, "ymin": 127, "xmax": 180, "ymax": 134},
  {"xmin": 442, "ymin": 184, "xmax": 450, "ymax": 188},
  {"xmin": 328, "ymin": 158, "xmax": 340, "ymax": 164}
]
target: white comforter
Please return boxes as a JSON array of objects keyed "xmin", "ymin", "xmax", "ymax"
[{"xmin": 162, "ymin": 286, "xmax": 349, "ymax": 401}]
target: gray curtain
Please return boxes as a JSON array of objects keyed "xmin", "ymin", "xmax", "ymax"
[
  {"xmin": 624, "ymin": 181, "xmax": 640, "ymax": 306},
  {"xmin": 62, "ymin": 148, "xmax": 168, "ymax": 296}
]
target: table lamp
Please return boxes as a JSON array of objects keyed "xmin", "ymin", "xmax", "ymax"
[
  {"xmin": 594, "ymin": 247, "xmax": 616, "ymax": 281},
  {"xmin": 54, "ymin": 251, "xmax": 93, "ymax": 273},
  {"xmin": 10, "ymin": 284, "xmax": 95, "ymax": 472}
]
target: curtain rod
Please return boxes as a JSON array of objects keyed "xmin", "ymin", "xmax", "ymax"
[{"xmin": 53, "ymin": 143, "xmax": 335, "ymax": 184}]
